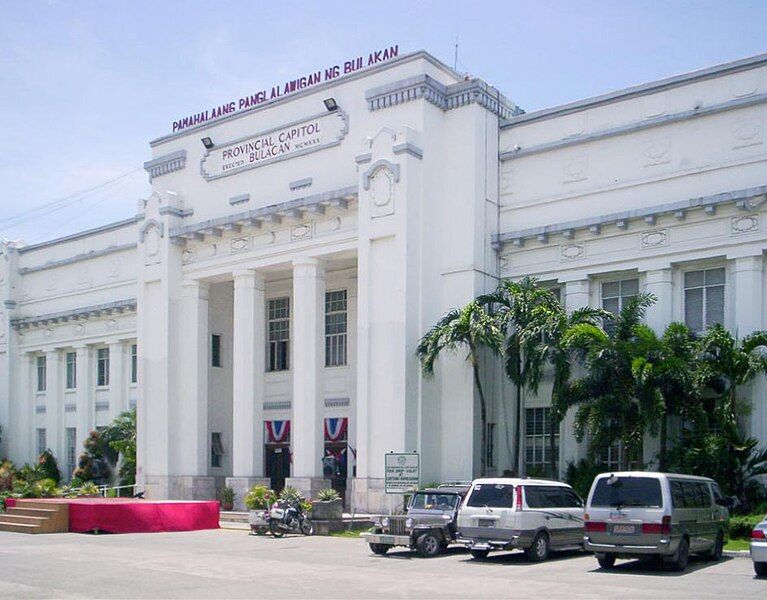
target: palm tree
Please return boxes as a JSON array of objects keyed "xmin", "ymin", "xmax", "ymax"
[
  {"xmin": 564, "ymin": 294, "xmax": 661, "ymax": 470},
  {"xmin": 417, "ymin": 301, "xmax": 504, "ymax": 476},
  {"xmin": 479, "ymin": 277, "xmax": 559, "ymax": 476},
  {"xmin": 541, "ymin": 305, "xmax": 609, "ymax": 478}
]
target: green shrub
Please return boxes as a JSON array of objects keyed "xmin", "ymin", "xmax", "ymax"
[
  {"xmin": 77, "ymin": 482, "xmax": 101, "ymax": 496},
  {"xmin": 219, "ymin": 486, "xmax": 235, "ymax": 506},
  {"xmin": 0, "ymin": 460, "xmax": 15, "ymax": 492},
  {"xmin": 279, "ymin": 486, "xmax": 305, "ymax": 504},
  {"xmin": 316, "ymin": 488, "xmax": 341, "ymax": 502},
  {"xmin": 32, "ymin": 478, "xmax": 58, "ymax": 498},
  {"xmin": 564, "ymin": 459, "xmax": 603, "ymax": 500},
  {"xmin": 37, "ymin": 450, "xmax": 61, "ymax": 485},
  {"xmin": 244, "ymin": 485, "xmax": 275, "ymax": 510},
  {"xmin": 729, "ymin": 514, "xmax": 764, "ymax": 539}
]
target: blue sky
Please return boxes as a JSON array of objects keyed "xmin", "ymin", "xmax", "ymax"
[{"xmin": 1, "ymin": 0, "xmax": 766, "ymax": 243}]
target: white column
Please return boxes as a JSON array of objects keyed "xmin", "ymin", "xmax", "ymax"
[
  {"xmin": 108, "ymin": 341, "xmax": 126, "ymax": 418},
  {"xmin": 75, "ymin": 344, "xmax": 93, "ymax": 453},
  {"xmin": 45, "ymin": 350, "xmax": 62, "ymax": 462},
  {"xmin": 175, "ymin": 280, "xmax": 211, "ymax": 478},
  {"xmin": 13, "ymin": 352, "xmax": 34, "ymax": 463},
  {"xmin": 231, "ymin": 270, "xmax": 266, "ymax": 477},
  {"xmin": 291, "ymin": 258, "xmax": 325, "ymax": 481},
  {"xmin": 733, "ymin": 255, "xmax": 764, "ymax": 336},
  {"xmin": 644, "ymin": 268, "xmax": 673, "ymax": 333},
  {"xmin": 561, "ymin": 279, "xmax": 591, "ymax": 472},
  {"xmin": 732, "ymin": 255, "xmax": 765, "ymax": 442}
]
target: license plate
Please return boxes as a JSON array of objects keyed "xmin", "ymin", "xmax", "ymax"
[
  {"xmin": 611, "ymin": 524, "xmax": 637, "ymax": 535},
  {"xmin": 478, "ymin": 519, "xmax": 495, "ymax": 528},
  {"xmin": 378, "ymin": 535, "xmax": 396, "ymax": 544}
]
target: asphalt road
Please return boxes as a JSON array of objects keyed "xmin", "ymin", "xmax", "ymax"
[{"xmin": 0, "ymin": 529, "xmax": 764, "ymax": 599}]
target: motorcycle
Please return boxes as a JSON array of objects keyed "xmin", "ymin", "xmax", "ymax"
[{"xmin": 268, "ymin": 498, "xmax": 314, "ymax": 537}]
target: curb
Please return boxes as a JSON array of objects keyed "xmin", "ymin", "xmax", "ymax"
[{"xmin": 724, "ymin": 550, "xmax": 750, "ymax": 558}]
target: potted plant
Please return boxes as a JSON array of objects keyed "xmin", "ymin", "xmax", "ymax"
[
  {"xmin": 312, "ymin": 488, "xmax": 343, "ymax": 520},
  {"xmin": 245, "ymin": 485, "xmax": 275, "ymax": 534},
  {"xmin": 219, "ymin": 486, "xmax": 235, "ymax": 511}
]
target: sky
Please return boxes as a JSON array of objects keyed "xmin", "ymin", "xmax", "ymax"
[{"xmin": 1, "ymin": 0, "xmax": 766, "ymax": 244}]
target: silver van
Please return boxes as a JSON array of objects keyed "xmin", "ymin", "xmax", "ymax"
[
  {"xmin": 456, "ymin": 478, "xmax": 584, "ymax": 561},
  {"xmin": 584, "ymin": 472, "xmax": 731, "ymax": 571}
]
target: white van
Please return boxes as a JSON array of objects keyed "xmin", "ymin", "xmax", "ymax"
[
  {"xmin": 456, "ymin": 478, "xmax": 585, "ymax": 561},
  {"xmin": 584, "ymin": 472, "xmax": 731, "ymax": 571}
]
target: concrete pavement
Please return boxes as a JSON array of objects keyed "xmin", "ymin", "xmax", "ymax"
[{"xmin": 0, "ymin": 529, "xmax": 763, "ymax": 598}]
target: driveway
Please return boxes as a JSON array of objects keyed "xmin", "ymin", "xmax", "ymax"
[{"xmin": 0, "ymin": 529, "xmax": 763, "ymax": 598}]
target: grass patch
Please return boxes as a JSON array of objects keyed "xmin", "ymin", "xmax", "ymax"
[
  {"xmin": 331, "ymin": 527, "xmax": 373, "ymax": 538},
  {"xmin": 725, "ymin": 537, "xmax": 750, "ymax": 552}
]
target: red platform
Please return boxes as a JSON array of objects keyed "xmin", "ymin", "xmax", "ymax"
[{"xmin": 5, "ymin": 497, "xmax": 220, "ymax": 534}]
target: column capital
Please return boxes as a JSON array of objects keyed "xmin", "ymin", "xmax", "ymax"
[
  {"xmin": 643, "ymin": 268, "xmax": 673, "ymax": 284},
  {"xmin": 292, "ymin": 257, "xmax": 325, "ymax": 278},
  {"xmin": 181, "ymin": 278, "xmax": 211, "ymax": 298},
  {"xmin": 733, "ymin": 254, "xmax": 764, "ymax": 272}
]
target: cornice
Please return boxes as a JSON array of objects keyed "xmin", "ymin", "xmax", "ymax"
[
  {"xmin": 365, "ymin": 74, "xmax": 523, "ymax": 120},
  {"xmin": 17, "ymin": 218, "xmax": 138, "ymax": 254},
  {"xmin": 143, "ymin": 150, "xmax": 187, "ymax": 180},
  {"xmin": 18, "ymin": 243, "xmax": 137, "ymax": 275},
  {"xmin": 494, "ymin": 184, "xmax": 767, "ymax": 249},
  {"xmin": 11, "ymin": 299, "xmax": 137, "ymax": 330}
]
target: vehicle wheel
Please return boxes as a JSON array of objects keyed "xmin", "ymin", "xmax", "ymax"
[
  {"xmin": 470, "ymin": 549, "xmax": 490, "ymax": 560},
  {"xmin": 704, "ymin": 532, "xmax": 724, "ymax": 561},
  {"xmin": 416, "ymin": 532, "xmax": 443, "ymax": 558},
  {"xmin": 597, "ymin": 554, "xmax": 616, "ymax": 569},
  {"xmin": 369, "ymin": 543, "xmax": 390, "ymax": 555},
  {"xmin": 300, "ymin": 519, "xmax": 314, "ymax": 536},
  {"xmin": 669, "ymin": 537, "xmax": 690, "ymax": 572},
  {"xmin": 525, "ymin": 532, "xmax": 550, "ymax": 562},
  {"xmin": 754, "ymin": 562, "xmax": 767, "ymax": 577},
  {"xmin": 268, "ymin": 520, "xmax": 284, "ymax": 538}
]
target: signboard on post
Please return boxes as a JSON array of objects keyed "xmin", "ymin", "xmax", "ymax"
[{"xmin": 385, "ymin": 452, "xmax": 420, "ymax": 494}]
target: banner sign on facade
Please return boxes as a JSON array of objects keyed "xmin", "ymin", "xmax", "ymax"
[
  {"xmin": 200, "ymin": 110, "xmax": 348, "ymax": 180},
  {"xmin": 385, "ymin": 452, "xmax": 420, "ymax": 494},
  {"xmin": 171, "ymin": 45, "xmax": 399, "ymax": 133}
]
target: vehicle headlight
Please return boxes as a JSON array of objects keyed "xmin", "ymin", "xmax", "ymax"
[
  {"xmin": 405, "ymin": 518, "xmax": 414, "ymax": 529},
  {"xmin": 381, "ymin": 517, "xmax": 389, "ymax": 528}
]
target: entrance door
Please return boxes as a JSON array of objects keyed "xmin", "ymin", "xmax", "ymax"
[
  {"xmin": 324, "ymin": 444, "xmax": 348, "ymax": 503},
  {"xmin": 265, "ymin": 445, "xmax": 290, "ymax": 493}
]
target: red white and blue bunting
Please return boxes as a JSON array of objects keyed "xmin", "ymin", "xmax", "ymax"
[
  {"xmin": 324, "ymin": 417, "xmax": 348, "ymax": 442},
  {"xmin": 265, "ymin": 420, "xmax": 290, "ymax": 443}
]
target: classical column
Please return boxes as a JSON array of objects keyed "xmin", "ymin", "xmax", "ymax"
[
  {"xmin": 13, "ymin": 352, "xmax": 34, "ymax": 463},
  {"xmin": 228, "ymin": 270, "xmax": 269, "ymax": 510},
  {"xmin": 174, "ymin": 280, "xmax": 211, "ymax": 492},
  {"xmin": 108, "ymin": 341, "xmax": 127, "ymax": 418},
  {"xmin": 45, "ymin": 350, "xmax": 62, "ymax": 463},
  {"xmin": 74, "ymin": 344, "xmax": 93, "ymax": 455},
  {"xmin": 732, "ymin": 255, "xmax": 765, "ymax": 442},
  {"xmin": 644, "ymin": 268, "xmax": 673, "ymax": 333},
  {"xmin": 561, "ymin": 279, "xmax": 591, "ymax": 472},
  {"xmin": 733, "ymin": 255, "xmax": 764, "ymax": 336},
  {"xmin": 288, "ymin": 258, "xmax": 329, "ymax": 498}
]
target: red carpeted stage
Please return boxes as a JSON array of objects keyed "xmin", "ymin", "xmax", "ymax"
[{"xmin": 5, "ymin": 497, "xmax": 220, "ymax": 534}]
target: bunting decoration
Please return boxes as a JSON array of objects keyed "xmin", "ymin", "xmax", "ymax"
[
  {"xmin": 324, "ymin": 417, "xmax": 348, "ymax": 442},
  {"xmin": 265, "ymin": 420, "xmax": 291, "ymax": 443}
]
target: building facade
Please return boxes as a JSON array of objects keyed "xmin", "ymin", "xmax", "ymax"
[{"xmin": 1, "ymin": 49, "xmax": 766, "ymax": 511}]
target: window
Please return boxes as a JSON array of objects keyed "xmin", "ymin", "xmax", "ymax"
[
  {"xmin": 684, "ymin": 268, "xmax": 725, "ymax": 332},
  {"xmin": 66, "ymin": 352, "xmax": 77, "ymax": 389},
  {"xmin": 211, "ymin": 334, "xmax": 222, "ymax": 368},
  {"xmin": 36, "ymin": 428, "xmax": 47, "ymax": 457},
  {"xmin": 590, "ymin": 476, "xmax": 663, "ymax": 508},
  {"xmin": 36, "ymin": 355, "xmax": 47, "ymax": 392},
  {"xmin": 601, "ymin": 278, "xmax": 639, "ymax": 324},
  {"xmin": 325, "ymin": 290, "xmax": 348, "ymax": 367},
  {"xmin": 601, "ymin": 439, "xmax": 624, "ymax": 470},
  {"xmin": 267, "ymin": 298, "xmax": 290, "ymax": 372},
  {"xmin": 211, "ymin": 432, "xmax": 224, "ymax": 468},
  {"xmin": 525, "ymin": 407, "xmax": 559, "ymax": 472},
  {"xmin": 130, "ymin": 344, "xmax": 138, "ymax": 383},
  {"xmin": 525, "ymin": 486, "xmax": 582, "ymax": 509},
  {"xmin": 467, "ymin": 483, "xmax": 516, "ymax": 508},
  {"xmin": 487, "ymin": 423, "xmax": 496, "ymax": 469},
  {"xmin": 96, "ymin": 348, "xmax": 110, "ymax": 387},
  {"xmin": 66, "ymin": 428, "xmax": 77, "ymax": 481}
]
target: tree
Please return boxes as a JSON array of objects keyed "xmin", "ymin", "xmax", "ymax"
[
  {"xmin": 565, "ymin": 294, "xmax": 662, "ymax": 470},
  {"xmin": 541, "ymin": 305, "xmax": 609, "ymax": 477},
  {"xmin": 417, "ymin": 301, "xmax": 503, "ymax": 476},
  {"xmin": 101, "ymin": 410, "xmax": 137, "ymax": 489},
  {"xmin": 480, "ymin": 277, "xmax": 559, "ymax": 476}
]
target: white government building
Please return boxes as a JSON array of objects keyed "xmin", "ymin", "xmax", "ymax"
[{"xmin": 1, "ymin": 48, "xmax": 767, "ymax": 511}]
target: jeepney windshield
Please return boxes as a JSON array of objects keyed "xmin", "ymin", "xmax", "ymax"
[{"xmin": 410, "ymin": 493, "xmax": 459, "ymax": 511}]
